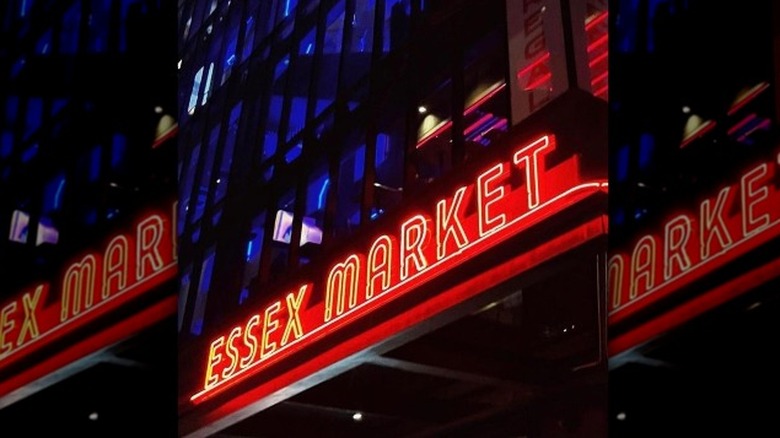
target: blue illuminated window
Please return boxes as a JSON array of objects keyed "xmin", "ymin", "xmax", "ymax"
[
  {"xmin": 638, "ymin": 133, "xmax": 654, "ymax": 169},
  {"xmin": 616, "ymin": 144, "xmax": 629, "ymax": 182},
  {"xmin": 337, "ymin": 135, "xmax": 365, "ymax": 234},
  {"xmin": 60, "ymin": 2, "xmax": 81, "ymax": 54},
  {"xmin": 263, "ymin": 93, "xmax": 284, "ymax": 161},
  {"xmin": 190, "ymin": 248, "xmax": 216, "ymax": 335},
  {"xmin": 313, "ymin": 3, "xmax": 345, "ymax": 117},
  {"xmin": 613, "ymin": 208, "xmax": 626, "ymax": 225},
  {"xmin": 305, "ymin": 165, "xmax": 329, "ymax": 245},
  {"xmin": 286, "ymin": 30, "xmax": 316, "ymax": 141},
  {"xmin": 51, "ymin": 99, "xmax": 67, "ymax": 115},
  {"xmin": 111, "ymin": 134, "xmax": 127, "ymax": 168},
  {"xmin": 25, "ymin": 98, "xmax": 43, "ymax": 139},
  {"xmin": 284, "ymin": 142, "xmax": 303, "ymax": 163},
  {"xmin": 274, "ymin": 55, "xmax": 290, "ymax": 80},
  {"xmin": 241, "ymin": 212, "xmax": 267, "ymax": 300},
  {"xmin": 242, "ymin": 16, "xmax": 256, "ymax": 61},
  {"xmin": 20, "ymin": 0, "xmax": 32, "ymax": 17},
  {"xmin": 84, "ymin": 208, "xmax": 97, "ymax": 225},
  {"xmin": 616, "ymin": 0, "xmax": 638, "ymax": 53},
  {"xmin": 214, "ymin": 102, "xmax": 243, "ymax": 202},
  {"xmin": 0, "ymin": 132, "xmax": 12, "ymax": 158},
  {"xmin": 36, "ymin": 30, "xmax": 52, "ymax": 54},
  {"xmin": 43, "ymin": 173, "xmax": 66, "ymax": 213},
  {"xmin": 5, "ymin": 96, "xmax": 19, "ymax": 124},
  {"xmin": 88, "ymin": 146, "xmax": 101, "ymax": 181},
  {"xmin": 119, "ymin": 0, "xmax": 137, "ymax": 51},
  {"xmin": 222, "ymin": 26, "xmax": 239, "ymax": 84},
  {"xmin": 276, "ymin": 0, "xmax": 298, "ymax": 22},
  {"xmin": 88, "ymin": 0, "xmax": 110, "ymax": 52},
  {"xmin": 201, "ymin": 63, "xmax": 215, "ymax": 105},
  {"xmin": 193, "ymin": 126, "xmax": 220, "ymax": 222},
  {"xmin": 177, "ymin": 268, "xmax": 192, "ymax": 331},
  {"xmin": 179, "ymin": 143, "xmax": 199, "ymax": 232},
  {"xmin": 188, "ymin": 66, "xmax": 204, "ymax": 114},
  {"xmin": 21, "ymin": 144, "xmax": 39, "ymax": 163},
  {"xmin": 343, "ymin": 0, "xmax": 376, "ymax": 88},
  {"xmin": 383, "ymin": 0, "xmax": 411, "ymax": 52}
]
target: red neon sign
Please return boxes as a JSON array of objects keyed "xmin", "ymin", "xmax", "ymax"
[
  {"xmin": 192, "ymin": 134, "xmax": 607, "ymax": 402},
  {"xmin": 0, "ymin": 202, "xmax": 177, "ymax": 389},
  {"xmin": 609, "ymin": 148, "xmax": 780, "ymax": 327}
]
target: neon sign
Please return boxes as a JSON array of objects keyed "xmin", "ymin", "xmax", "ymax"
[
  {"xmin": 609, "ymin": 148, "xmax": 780, "ymax": 324},
  {"xmin": 192, "ymin": 134, "xmax": 607, "ymax": 402},
  {"xmin": 0, "ymin": 202, "xmax": 177, "ymax": 378}
]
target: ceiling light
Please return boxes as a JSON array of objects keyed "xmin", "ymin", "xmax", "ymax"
[
  {"xmin": 89, "ymin": 412, "xmax": 99, "ymax": 421},
  {"xmin": 682, "ymin": 106, "xmax": 691, "ymax": 114},
  {"xmin": 352, "ymin": 412, "xmax": 363, "ymax": 422},
  {"xmin": 418, "ymin": 106, "xmax": 427, "ymax": 114},
  {"xmin": 616, "ymin": 412, "xmax": 626, "ymax": 421}
]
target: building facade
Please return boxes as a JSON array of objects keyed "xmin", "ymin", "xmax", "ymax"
[
  {"xmin": 177, "ymin": 0, "xmax": 609, "ymax": 436},
  {"xmin": 608, "ymin": 0, "xmax": 780, "ymax": 435},
  {"xmin": 0, "ymin": 0, "xmax": 177, "ymax": 435}
]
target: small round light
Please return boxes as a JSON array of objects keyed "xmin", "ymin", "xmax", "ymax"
[
  {"xmin": 154, "ymin": 106, "xmax": 163, "ymax": 114},
  {"xmin": 682, "ymin": 106, "xmax": 691, "ymax": 114},
  {"xmin": 418, "ymin": 106, "xmax": 427, "ymax": 114},
  {"xmin": 616, "ymin": 412, "xmax": 626, "ymax": 421},
  {"xmin": 89, "ymin": 412, "xmax": 99, "ymax": 421},
  {"xmin": 352, "ymin": 412, "xmax": 363, "ymax": 422}
]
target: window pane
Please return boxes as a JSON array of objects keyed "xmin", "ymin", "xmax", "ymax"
[
  {"xmin": 270, "ymin": 189, "xmax": 295, "ymax": 276},
  {"xmin": 190, "ymin": 248, "xmax": 216, "ymax": 335},
  {"xmin": 301, "ymin": 163, "xmax": 328, "ymax": 261},
  {"xmin": 462, "ymin": 30, "xmax": 509, "ymax": 153},
  {"xmin": 60, "ymin": 1, "xmax": 81, "ymax": 54},
  {"xmin": 383, "ymin": 0, "xmax": 410, "ymax": 52},
  {"xmin": 179, "ymin": 144, "xmax": 200, "ymax": 232},
  {"xmin": 192, "ymin": 126, "xmax": 220, "ymax": 222},
  {"xmin": 42, "ymin": 173, "xmax": 66, "ymax": 213},
  {"xmin": 373, "ymin": 115, "xmax": 405, "ymax": 218},
  {"xmin": 177, "ymin": 267, "xmax": 191, "ymax": 332},
  {"xmin": 415, "ymin": 78, "xmax": 452, "ymax": 182},
  {"xmin": 261, "ymin": 56, "xmax": 289, "ymax": 162},
  {"xmin": 342, "ymin": 0, "xmax": 376, "ymax": 89},
  {"xmin": 188, "ymin": 66, "xmax": 204, "ymax": 114},
  {"xmin": 88, "ymin": 0, "xmax": 110, "ymax": 52},
  {"xmin": 214, "ymin": 102, "xmax": 242, "ymax": 201},
  {"xmin": 241, "ymin": 212, "xmax": 267, "ymax": 304},
  {"xmin": 312, "ymin": 1, "xmax": 345, "ymax": 117},
  {"xmin": 336, "ymin": 128, "xmax": 365, "ymax": 235},
  {"xmin": 287, "ymin": 29, "xmax": 316, "ymax": 141}
]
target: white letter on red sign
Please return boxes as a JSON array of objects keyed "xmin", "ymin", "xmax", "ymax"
[
  {"xmin": 281, "ymin": 285, "xmax": 307, "ymax": 346},
  {"xmin": 513, "ymin": 135, "xmax": 553, "ymax": 210},
  {"xmin": 608, "ymin": 254, "xmax": 625, "ymax": 310},
  {"xmin": 477, "ymin": 164, "xmax": 508, "ymax": 237},
  {"xmin": 700, "ymin": 187, "xmax": 733, "ymax": 260},
  {"xmin": 136, "ymin": 215, "xmax": 165, "ymax": 280},
  {"xmin": 325, "ymin": 255, "xmax": 362, "ymax": 322},
  {"xmin": 17, "ymin": 285, "xmax": 43, "ymax": 346},
  {"xmin": 664, "ymin": 215, "xmax": 692, "ymax": 280},
  {"xmin": 741, "ymin": 164, "xmax": 770, "ymax": 237},
  {"xmin": 204, "ymin": 336, "xmax": 224, "ymax": 389},
  {"xmin": 436, "ymin": 186, "xmax": 470, "ymax": 260},
  {"xmin": 61, "ymin": 254, "xmax": 97, "ymax": 322},
  {"xmin": 367, "ymin": 235, "xmax": 394, "ymax": 299},
  {"xmin": 630, "ymin": 235, "xmax": 656, "ymax": 300},
  {"xmin": 103, "ymin": 236, "xmax": 129, "ymax": 298},
  {"xmin": 400, "ymin": 215, "xmax": 430, "ymax": 280}
]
